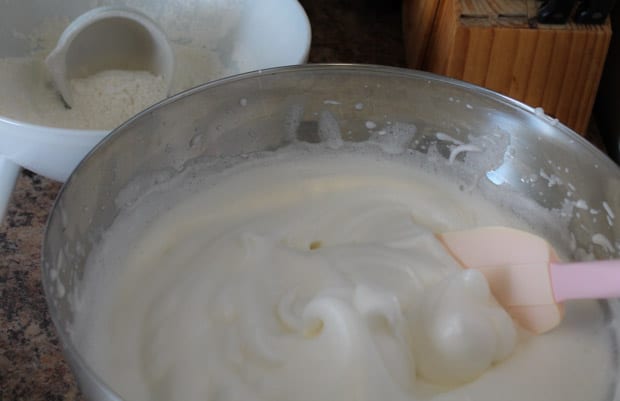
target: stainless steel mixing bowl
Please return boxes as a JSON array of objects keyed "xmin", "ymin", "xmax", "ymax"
[{"xmin": 42, "ymin": 64, "xmax": 620, "ymax": 400}]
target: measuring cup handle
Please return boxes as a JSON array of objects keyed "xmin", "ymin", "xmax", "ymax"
[{"xmin": 0, "ymin": 155, "xmax": 21, "ymax": 223}]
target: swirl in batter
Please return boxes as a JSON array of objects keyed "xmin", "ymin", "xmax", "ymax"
[{"xmin": 74, "ymin": 150, "xmax": 614, "ymax": 401}]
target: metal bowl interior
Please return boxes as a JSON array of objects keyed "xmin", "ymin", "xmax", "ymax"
[{"xmin": 42, "ymin": 64, "xmax": 620, "ymax": 400}]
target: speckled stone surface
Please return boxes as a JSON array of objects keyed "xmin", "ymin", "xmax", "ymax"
[
  {"xmin": 0, "ymin": 1, "xmax": 405, "ymax": 400},
  {"xmin": 0, "ymin": 172, "xmax": 79, "ymax": 401}
]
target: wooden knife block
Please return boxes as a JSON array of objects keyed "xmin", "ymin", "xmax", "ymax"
[{"xmin": 403, "ymin": 0, "xmax": 612, "ymax": 135}]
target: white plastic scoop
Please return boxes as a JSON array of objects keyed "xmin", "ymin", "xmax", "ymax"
[
  {"xmin": 437, "ymin": 226, "xmax": 620, "ymax": 334},
  {"xmin": 45, "ymin": 6, "xmax": 175, "ymax": 107}
]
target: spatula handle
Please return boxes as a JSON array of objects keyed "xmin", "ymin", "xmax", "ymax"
[{"xmin": 550, "ymin": 260, "xmax": 620, "ymax": 303}]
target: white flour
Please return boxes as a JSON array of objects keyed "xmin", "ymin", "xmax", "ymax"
[
  {"xmin": 0, "ymin": 60, "xmax": 168, "ymax": 130},
  {"xmin": 70, "ymin": 70, "xmax": 167, "ymax": 127},
  {"xmin": 0, "ymin": 11, "xmax": 237, "ymax": 130}
]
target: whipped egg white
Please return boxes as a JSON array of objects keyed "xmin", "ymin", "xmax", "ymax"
[{"xmin": 73, "ymin": 149, "xmax": 615, "ymax": 401}]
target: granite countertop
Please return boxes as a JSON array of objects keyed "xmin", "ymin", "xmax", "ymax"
[{"xmin": 0, "ymin": 1, "xmax": 405, "ymax": 399}]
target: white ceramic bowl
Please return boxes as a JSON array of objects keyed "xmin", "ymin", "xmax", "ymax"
[{"xmin": 0, "ymin": 0, "xmax": 311, "ymax": 219}]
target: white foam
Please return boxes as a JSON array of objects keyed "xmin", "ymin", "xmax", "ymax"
[
  {"xmin": 448, "ymin": 144, "xmax": 482, "ymax": 164},
  {"xmin": 72, "ymin": 143, "xmax": 617, "ymax": 401},
  {"xmin": 539, "ymin": 169, "xmax": 563, "ymax": 188},
  {"xmin": 318, "ymin": 111, "xmax": 344, "ymax": 150},
  {"xmin": 574, "ymin": 199, "xmax": 589, "ymax": 210},
  {"xmin": 369, "ymin": 122, "xmax": 416, "ymax": 155},
  {"xmin": 603, "ymin": 201, "xmax": 615, "ymax": 220},
  {"xmin": 592, "ymin": 233, "xmax": 615, "ymax": 253},
  {"xmin": 436, "ymin": 132, "xmax": 464, "ymax": 145}
]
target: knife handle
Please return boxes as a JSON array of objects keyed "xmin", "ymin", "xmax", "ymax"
[
  {"xmin": 574, "ymin": 0, "xmax": 615, "ymax": 24},
  {"xmin": 538, "ymin": 0, "xmax": 578, "ymax": 24}
]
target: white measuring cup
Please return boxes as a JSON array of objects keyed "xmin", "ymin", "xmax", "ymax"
[{"xmin": 45, "ymin": 6, "xmax": 175, "ymax": 107}]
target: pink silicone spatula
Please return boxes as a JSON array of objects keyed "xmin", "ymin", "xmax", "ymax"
[{"xmin": 436, "ymin": 226, "xmax": 620, "ymax": 334}]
